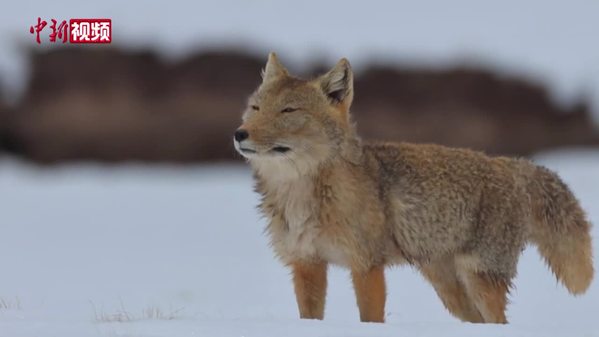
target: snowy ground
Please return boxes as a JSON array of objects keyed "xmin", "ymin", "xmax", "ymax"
[{"xmin": 0, "ymin": 150, "xmax": 598, "ymax": 337}]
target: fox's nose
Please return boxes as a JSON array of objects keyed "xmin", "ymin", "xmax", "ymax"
[{"xmin": 234, "ymin": 129, "xmax": 249, "ymax": 142}]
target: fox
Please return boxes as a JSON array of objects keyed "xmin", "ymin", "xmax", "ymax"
[{"xmin": 233, "ymin": 53, "xmax": 594, "ymax": 324}]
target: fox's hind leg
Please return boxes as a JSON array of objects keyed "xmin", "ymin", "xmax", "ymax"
[
  {"xmin": 292, "ymin": 261, "xmax": 328, "ymax": 320},
  {"xmin": 419, "ymin": 258, "xmax": 484, "ymax": 323},
  {"xmin": 456, "ymin": 259, "xmax": 510, "ymax": 324}
]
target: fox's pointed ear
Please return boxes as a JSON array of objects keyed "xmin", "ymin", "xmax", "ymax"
[
  {"xmin": 262, "ymin": 52, "xmax": 289, "ymax": 82},
  {"xmin": 318, "ymin": 58, "xmax": 353, "ymax": 107}
]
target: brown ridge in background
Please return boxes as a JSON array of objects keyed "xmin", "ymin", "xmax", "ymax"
[
  {"xmin": 0, "ymin": 85, "xmax": 18, "ymax": 155},
  {"xmin": 0, "ymin": 47, "xmax": 598, "ymax": 163}
]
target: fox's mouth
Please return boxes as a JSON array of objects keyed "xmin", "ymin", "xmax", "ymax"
[
  {"xmin": 271, "ymin": 146, "xmax": 291, "ymax": 154},
  {"xmin": 239, "ymin": 147, "xmax": 257, "ymax": 154},
  {"xmin": 234, "ymin": 139, "xmax": 291, "ymax": 158}
]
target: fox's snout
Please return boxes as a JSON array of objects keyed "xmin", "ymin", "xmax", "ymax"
[
  {"xmin": 233, "ymin": 127, "xmax": 256, "ymax": 158},
  {"xmin": 234, "ymin": 129, "xmax": 249, "ymax": 142}
]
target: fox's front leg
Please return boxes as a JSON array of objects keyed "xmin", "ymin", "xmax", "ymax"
[
  {"xmin": 291, "ymin": 261, "xmax": 328, "ymax": 319},
  {"xmin": 351, "ymin": 265, "xmax": 386, "ymax": 323}
]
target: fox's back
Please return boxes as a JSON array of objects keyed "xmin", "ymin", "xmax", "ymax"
[
  {"xmin": 364, "ymin": 141, "xmax": 532, "ymax": 261},
  {"xmin": 364, "ymin": 141, "xmax": 531, "ymax": 199}
]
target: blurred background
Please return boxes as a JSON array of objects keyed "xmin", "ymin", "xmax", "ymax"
[
  {"xmin": 1, "ymin": 1, "xmax": 599, "ymax": 162},
  {"xmin": 1, "ymin": 1, "xmax": 599, "ymax": 336}
]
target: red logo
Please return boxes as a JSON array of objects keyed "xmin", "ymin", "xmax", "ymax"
[
  {"xmin": 29, "ymin": 17, "xmax": 48, "ymax": 44},
  {"xmin": 50, "ymin": 19, "xmax": 69, "ymax": 43},
  {"xmin": 29, "ymin": 17, "xmax": 112, "ymax": 44},
  {"xmin": 70, "ymin": 19, "xmax": 112, "ymax": 44}
]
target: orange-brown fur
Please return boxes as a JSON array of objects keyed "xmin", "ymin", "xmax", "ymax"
[
  {"xmin": 234, "ymin": 53, "xmax": 594, "ymax": 323},
  {"xmin": 292, "ymin": 261, "xmax": 327, "ymax": 319},
  {"xmin": 352, "ymin": 266, "xmax": 386, "ymax": 322},
  {"xmin": 419, "ymin": 256, "xmax": 484, "ymax": 323}
]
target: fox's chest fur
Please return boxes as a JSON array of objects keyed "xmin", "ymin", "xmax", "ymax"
[{"xmin": 257, "ymin": 169, "xmax": 352, "ymax": 266}]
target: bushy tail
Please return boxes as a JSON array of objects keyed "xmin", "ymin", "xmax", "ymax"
[{"xmin": 528, "ymin": 166, "xmax": 594, "ymax": 295}]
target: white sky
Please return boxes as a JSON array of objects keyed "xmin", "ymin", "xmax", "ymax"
[{"xmin": 1, "ymin": 0, "xmax": 598, "ymax": 120}]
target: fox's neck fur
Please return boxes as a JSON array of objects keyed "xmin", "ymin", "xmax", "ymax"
[{"xmin": 251, "ymin": 132, "xmax": 368, "ymax": 267}]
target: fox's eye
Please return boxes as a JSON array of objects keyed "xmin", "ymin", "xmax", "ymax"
[
  {"xmin": 281, "ymin": 107, "xmax": 298, "ymax": 113},
  {"xmin": 250, "ymin": 105, "xmax": 259, "ymax": 111}
]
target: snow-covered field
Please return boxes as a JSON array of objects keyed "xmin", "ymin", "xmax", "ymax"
[{"xmin": 0, "ymin": 150, "xmax": 598, "ymax": 337}]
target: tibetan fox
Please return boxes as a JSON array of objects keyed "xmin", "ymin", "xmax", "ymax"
[{"xmin": 233, "ymin": 53, "xmax": 594, "ymax": 323}]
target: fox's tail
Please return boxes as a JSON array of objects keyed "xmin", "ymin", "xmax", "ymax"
[{"xmin": 527, "ymin": 165, "xmax": 594, "ymax": 294}]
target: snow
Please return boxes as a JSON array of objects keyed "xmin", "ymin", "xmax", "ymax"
[
  {"xmin": 0, "ymin": 150, "xmax": 598, "ymax": 336},
  {"xmin": 1, "ymin": 0, "xmax": 599, "ymax": 120}
]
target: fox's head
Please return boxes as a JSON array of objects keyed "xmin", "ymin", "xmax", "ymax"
[{"xmin": 234, "ymin": 53, "xmax": 359, "ymax": 177}]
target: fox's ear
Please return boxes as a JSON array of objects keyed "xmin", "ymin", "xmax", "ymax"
[
  {"xmin": 318, "ymin": 58, "xmax": 353, "ymax": 107},
  {"xmin": 262, "ymin": 52, "xmax": 289, "ymax": 82}
]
